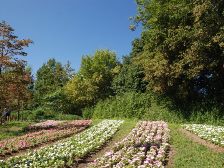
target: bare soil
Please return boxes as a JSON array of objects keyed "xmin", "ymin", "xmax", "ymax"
[{"xmin": 166, "ymin": 145, "xmax": 176, "ymax": 168}]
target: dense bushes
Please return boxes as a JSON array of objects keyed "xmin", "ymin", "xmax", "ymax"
[
  {"xmin": 83, "ymin": 92, "xmax": 183, "ymax": 122},
  {"xmin": 83, "ymin": 91, "xmax": 224, "ymax": 124},
  {"xmin": 19, "ymin": 107, "xmax": 82, "ymax": 121},
  {"xmin": 43, "ymin": 89, "xmax": 76, "ymax": 114}
]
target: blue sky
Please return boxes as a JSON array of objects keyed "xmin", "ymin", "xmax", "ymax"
[{"xmin": 0, "ymin": 0, "xmax": 141, "ymax": 74}]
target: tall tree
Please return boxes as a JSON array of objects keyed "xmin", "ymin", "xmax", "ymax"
[
  {"xmin": 112, "ymin": 38, "xmax": 147, "ymax": 94},
  {"xmin": 65, "ymin": 49, "xmax": 119, "ymax": 108},
  {"xmin": 133, "ymin": 0, "xmax": 224, "ymax": 101},
  {"xmin": 0, "ymin": 21, "xmax": 32, "ymax": 110},
  {"xmin": 112, "ymin": 56, "xmax": 147, "ymax": 94},
  {"xmin": 34, "ymin": 58, "xmax": 73, "ymax": 104}
]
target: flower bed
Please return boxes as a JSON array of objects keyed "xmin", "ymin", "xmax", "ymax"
[
  {"xmin": 0, "ymin": 127, "xmax": 86, "ymax": 157},
  {"xmin": 89, "ymin": 121, "xmax": 170, "ymax": 168},
  {"xmin": 0, "ymin": 120, "xmax": 92, "ymax": 157},
  {"xmin": 183, "ymin": 124, "xmax": 224, "ymax": 146},
  {"xmin": 0, "ymin": 120, "xmax": 123, "ymax": 168},
  {"xmin": 26, "ymin": 120, "xmax": 91, "ymax": 131}
]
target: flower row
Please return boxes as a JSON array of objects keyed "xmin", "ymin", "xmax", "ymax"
[
  {"xmin": 183, "ymin": 124, "xmax": 224, "ymax": 146},
  {"xmin": 0, "ymin": 126, "xmax": 86, "ymax": 156},
  {"xmin": 89, "ymin": 121, "xmax": 170, "ymax": 168},
  {"xmin": 26, "ymin": 120, "xmax": 92, "ymax": 131},
  {"xmin": 0, "ymin": 120, "xmax": 124, "ymax": 168}
]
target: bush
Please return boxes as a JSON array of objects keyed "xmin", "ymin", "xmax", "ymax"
[
  {"xmin": 19, "ymin": 107, "xmax": 82, "ymax": 121},
  {"xmin": 89, "ymin": 92, "xmax": 183, "ymax": 122},
  {"xmin": 82, "ymin": 107, "xmax": 95, "ymax": 119},
  {"xmin": 28, "ymin": 107, "xmax": 55, "ymax": 121},
  {"xmin": 43, "ymin": 89, "xmax": 76, "ymax": 115},
  {"xmin": 54, "ymin": 113, "xmax": 82, "ymax": 120}
]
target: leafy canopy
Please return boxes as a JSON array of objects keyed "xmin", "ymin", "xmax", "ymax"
[
  {"xmin": 34, "ymin": 59, "xmax": 73, "ymax": 104},
  {"xmin": 65, "ymin": 49, "xmax": 118, "ymax": 107},
  {"xmin": 133, "ymin": 0, "xmax": 224, "ymax": 101}
]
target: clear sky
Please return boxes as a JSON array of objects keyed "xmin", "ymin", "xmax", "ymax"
[{"xmin": 0, "ymin": 0, "xmax": 141, "ymax": 74}]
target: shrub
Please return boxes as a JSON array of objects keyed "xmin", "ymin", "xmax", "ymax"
[
  {"xmin": 89, "ymin": 92, "xmax": 183, "ymax": 122},
  {"xmin": 82, "ymin": 107, "xmax": 95, "ymax": 119},
  {"xmin": 55, "ymin": 113, "xmax": 82, "ymax": 120}
]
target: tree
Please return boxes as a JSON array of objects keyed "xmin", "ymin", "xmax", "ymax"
[
  {"xmin": 0, "ymin": 21, "xmax": 33, "ymax": 111},
  {"xmin": 64, "ymin": 49, "xmax": 119, "ymax": 108},
  {"xmin": 34, "ymin": 58, "xmax": 73, "ymax": 105},
  {"xmin": 112, "ymin": 38, "xmax": 146, "ymax": 94},
  {"xmin": 133, "ymin": 0, "xmax": 224, "ymax": 101},
  {"xmin": 112, "ymin": 55, "xmax": 147, "ymax": 94}
]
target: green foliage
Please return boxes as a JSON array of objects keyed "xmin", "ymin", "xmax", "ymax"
[
  {"xmin": 90, "ymin": 92, "xmax": 182, "ymax": 122},
  {"xmin": 27, "ymin": 107, "xmax": 55, "ymax": 120},
  {"xmin": 43, "ymin": 89, "xmax": 75, "ymax": 114},
  {"xmin": 112, "ymin": 56, "xmax": 147, "ymax": 94},
  {"xmin": 133, "ymin": 0, "xmax": 224, "ymax": 101},
  {"xmin": 34, "ymin": 59, "xmax": 73, "ymax": 105},
  {"xmin": 55, "ymin": 113, "xmax": 82, "ymax": 120},
  {"xmin": 87, "ymin": 91, "xmax": 223, "ymax": 124},
  {"xmin": 65, "ymin": 49, "xmax": 119, "ymax": 108},
  {"xmin": 0, "ymin": 121, "xmax": 32, "ymax": 140},
  {"xmin": 82, "ymin": 107, "xmax": 94, "ymax": 119},
  {"xmin": 183, "ymin": 102, "xmax": 224, "ymax": 125},
  {"xmin": 20, "ymin": 107, "xmax": 81, "ymax": 121}
]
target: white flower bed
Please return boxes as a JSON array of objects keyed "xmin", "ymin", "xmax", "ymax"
[
  {"xmin": 0, "ymin": 120, "xmax": 123, "ymax": 168},
  {"xmin": 183, "ymin": 124, "xmax": 224, "ymax": 146},
  {"xmin": 89, "ymin": 121, "xmax": 170, "ymax": 168}
]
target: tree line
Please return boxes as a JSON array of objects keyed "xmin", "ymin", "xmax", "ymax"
[{"xmin": 1, "ymin": 0, "xmax": 224, "ymax": 120}]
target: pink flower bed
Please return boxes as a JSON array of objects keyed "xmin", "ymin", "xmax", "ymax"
[
  {"xmin": 26, "ymin": 120, "xmax": 92, "ymax": 131},
  {"xmin": 89, "ymin": 121, "xmax": 170, "ymax": 168},
  {"xmin": 26, "ymin": 120, "xmax": 64, "ymax": 131},
  {"xmin": 0, "ymin": 120, "xmax": 92, "ymax": 157}
]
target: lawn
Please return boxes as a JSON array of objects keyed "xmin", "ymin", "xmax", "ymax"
[
  {"xmin": 169, "ymin": 124, "xmax": 224, "ymax": 168},
  {"xmin": 0, "ymin": 121, "xmax": 33, "ymax": 140}
]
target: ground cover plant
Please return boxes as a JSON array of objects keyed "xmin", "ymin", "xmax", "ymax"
[
  {"xmin": 0, "ymin": 120, "xmax": 123, "ymax": 168},
  {"xmin": 88, "ymin": 121, "xmax": 170, "ymax": 168},
  {"xmin": 183, "ymin": 124, "xmax": 224, "ymax": 146}
]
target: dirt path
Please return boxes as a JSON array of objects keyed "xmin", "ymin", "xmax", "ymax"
[
  {"xmin": 180, "ymin": 128, "xmax": 224, "ymax": 153},
  {"xmin": 166, "ymin": 145, "xmax": 176, "ymax": 168}
]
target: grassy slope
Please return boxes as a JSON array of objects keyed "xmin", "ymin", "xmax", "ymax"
[
  {"xmin": 0, "ymin": 121, "xmax": 32, "ymax": 140},
  {"xmin": 169, "ymin": 124, "xmax": 224, "ymax": 168}
]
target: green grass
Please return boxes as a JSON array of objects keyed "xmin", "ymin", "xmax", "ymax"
[
  {"xmin": 109, "ymin": 119, "xmax": 137, "ymax": 140},
  {"xmin": 0, "ymin": 121, "xmax": 33, "ymax": 140},
  {"xmin": 169, "ymin": 124, "xmax": 224, "ymax": 168}
]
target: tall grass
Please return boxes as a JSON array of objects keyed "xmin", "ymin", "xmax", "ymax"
[
  {"xmin": 83, "ymin": 92, "xmax": 224, "ymax": 125},
  {"xmin": 83, "ymin": 92, "xmax": 183, "ymax": 123}
]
